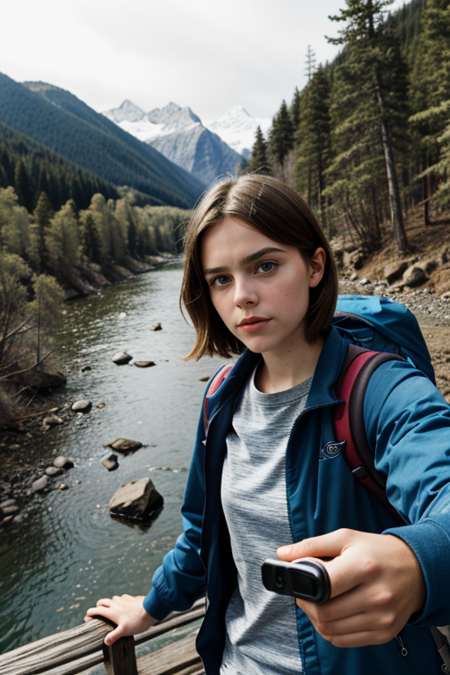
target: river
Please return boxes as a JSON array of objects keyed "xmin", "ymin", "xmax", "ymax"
[{"xmin": 0, "ymin": 266, "xmax": 228, "ymax": 654}]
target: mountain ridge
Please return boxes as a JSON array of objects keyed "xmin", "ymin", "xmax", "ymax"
[
  {"xmin": 102, "ymin": 100, "xmax": 271, "ymax": 184},
  {"xmin": 0, "ymin": 73, "xmax": 204, "ymax": 208}
]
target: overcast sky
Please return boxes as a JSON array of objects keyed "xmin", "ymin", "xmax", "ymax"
[{"xmin": 1, "ymin": 0, "xmax": 407, "ymax": 123}]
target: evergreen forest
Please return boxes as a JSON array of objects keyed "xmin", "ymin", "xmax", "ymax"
[
  {"xmin": 0, "ymin": 185, "xmax": 190, "ymax": 422},
  {"xmin": 0, "ymin": 74, "xmax": 204, "ymax": 211},
  {"xmin": 247, "ymin": 0, "xmax": 450, "ymax": 254}
]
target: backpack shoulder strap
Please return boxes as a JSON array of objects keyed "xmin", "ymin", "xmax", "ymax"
[
  {"xmin": 333, "ymin": 344, "xmax": 405, "ymax": 522},
  {"xmin": 203, "ymin": 364, "xmax": 234, "ymax": 437}
]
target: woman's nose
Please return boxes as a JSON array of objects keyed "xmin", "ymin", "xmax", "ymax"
[{"xmin": 234, "ymin": 276, "xmax": 258, "ymax": 307}]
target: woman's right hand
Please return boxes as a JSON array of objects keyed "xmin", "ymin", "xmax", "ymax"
[{"xmin": 84, "ymin": 593, "xmax": 157, "ymax": 646}]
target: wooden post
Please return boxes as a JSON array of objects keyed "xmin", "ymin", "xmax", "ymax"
[{"xmin": 103, "ymin": 636, "xmax": 138, "ymax": 675}]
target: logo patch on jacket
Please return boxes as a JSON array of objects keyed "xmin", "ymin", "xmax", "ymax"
[{"xmin": 320, "ymin": 440, "xmax": 346, "ymax": 460}]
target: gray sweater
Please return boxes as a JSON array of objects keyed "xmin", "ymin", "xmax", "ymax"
[{"xmin": 220, "ymin": 368, "xmax": 312, "ymax": 674}]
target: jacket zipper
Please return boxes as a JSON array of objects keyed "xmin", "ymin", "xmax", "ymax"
[
  {"xmin": 395, "ymin": 634, "xmax": 408, "ymax": 656},
  {"xmin": 284, "ymin": 399, "xmax": 342, "ymax": 674}
]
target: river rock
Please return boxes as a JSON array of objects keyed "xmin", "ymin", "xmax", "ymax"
[
  {"xmin": 109, "ymin": 478, "xmax": 163, "ymax": 520},
  {"xmin": 32, "ymin": 476, "xmax": 49, "ymax": 492},
  {"xmin": 72, "ymin": 400, "xmax": 92, "ymax": 413},
  {"xmin": 403, "ymin": 265, "xmax": 428, "ymax": 288},
  {"xmin": 2, "ymin": 504, "xmax": 19, "ymax": 515},
  {"xmin": 112, "ymin": 352, "xmax": 133, "ymax": 365},
  {"xmin": 0, "ymin": 499, "xmax": 17, "ymax": 510},
  {"xmin": 43, "ymin": 414, "xmax": 64, "ymax": 427},
  {"xmin": 107, "ymin": 438, "xmax": 143, "ymax": 454},
  {"xmin": 59, "ymin": 483, "xmax": 69, "ymax": 490},
  {"xmin": 150, "ymin": 322, "xmax": 162, "ymax": 331},
  {"xmin": 384, "ymin": 261, "xmax": 408, "ymax": 285},
  {"xmin": 359, "ymin": 278, "xmax": 371, "ymax": 286},
  {"xmin": 53, "ymin": 456, "xmax": 74, "ymax": 470},
  {"xmin": 101, "ymin": 453, "xmax": 119, "ymax": 471},
  {"xmin": 81, "ymin": 365, "xmax": 92, "ymax": 372},
  {"xmin": 45, "ymin": 466, "xmax": 63, "ymax": 477},
  {"xmin": 134, "ymin": 361, "xmax": 156, "ymax": 368}
]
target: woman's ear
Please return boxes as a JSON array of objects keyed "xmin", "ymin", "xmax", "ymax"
[{"xmin": 309, "ymin": 247, "xmax": 326, "ymax": 288}]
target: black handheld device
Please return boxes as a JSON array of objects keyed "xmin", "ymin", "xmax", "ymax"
[{"xmin": 261, "ymin": 558, "xmax": 331, "ymax": 605}]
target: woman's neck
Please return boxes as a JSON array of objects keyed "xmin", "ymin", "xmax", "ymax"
[{"xmin": 254, "ymin": 336, "xmax": 324, "ymax": 394}]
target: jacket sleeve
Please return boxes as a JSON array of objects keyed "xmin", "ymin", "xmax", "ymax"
[
  {"xmin": 364, "ymin": 359, "xmax": 450, "ymax": 627},
  {"xmin": 143, "ymin": 400, "xmax": 208, "ymax": 620}
]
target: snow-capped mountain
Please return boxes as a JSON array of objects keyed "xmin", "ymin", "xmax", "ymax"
[
  {"xmin": 204, "ymin": 105, "xmax": 271, "ymax": 159},
  {"xmin": 102, "ymin": 101, "xmax": 271, "ymax": 185}
]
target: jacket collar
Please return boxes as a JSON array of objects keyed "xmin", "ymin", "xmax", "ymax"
[{"xmin": 207, "ymin": 325, "xmax": 349, "ymax": 416}]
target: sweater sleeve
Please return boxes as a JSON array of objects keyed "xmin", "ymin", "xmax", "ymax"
[
  {"xmin": 143, "ymin": 402, "xmax": 208, "ymax": 620},
  {"xmin": 364, "ymin": 360, "xmax": 450, "ymax": 627}
]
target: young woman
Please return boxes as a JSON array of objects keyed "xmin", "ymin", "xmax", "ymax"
[{"xmin": 85, "ymin": 174, "xmax": 450, "ymax": 674}]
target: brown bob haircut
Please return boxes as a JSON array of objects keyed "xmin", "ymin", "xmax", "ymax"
[{"xmin": 181, "ymin": 173, "xmax": 338, "ymax": 360}]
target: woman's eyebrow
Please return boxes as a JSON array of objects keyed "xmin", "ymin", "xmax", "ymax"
[{"xmin": 203, "ymin": 247, "xmax": 286, "ymax": 276}]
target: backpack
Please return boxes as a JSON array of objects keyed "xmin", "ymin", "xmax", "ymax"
[
  {"xmin": 204, "ymin": 295, "xmax": 450, "ymax": 669},
  {"xmin": 205, "ymin": 295, "xmax": 436, "ymax": 507}
]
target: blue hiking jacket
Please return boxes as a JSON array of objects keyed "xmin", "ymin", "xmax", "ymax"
[{"xmin": 144, "ymin": 325, "xmax": 450, "ymax": 674}]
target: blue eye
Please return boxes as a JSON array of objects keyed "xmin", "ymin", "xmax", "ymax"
[{"xmin": 257, "ymin": 262, "xmax": 276, "ymax": 273}]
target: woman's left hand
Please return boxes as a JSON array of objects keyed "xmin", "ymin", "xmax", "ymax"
[{"xmin": 277, "ymin": 528, "xmax": 426, "ymax": 648}]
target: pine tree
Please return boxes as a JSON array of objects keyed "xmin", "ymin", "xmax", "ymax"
[
  {"xmin": 408, "ymin": 0, "xmax": 450, "ymax": 221},
  {"xmin": 81, "ymin": 211, "xmax": 102, "ymax": 264},
  {"xmin": 305, "ymin": 45, "xmax": 317, "ymax": 82},
  {"xmin": 290, "ymin": 88, "xmax": 302, "ymax": 131},
  {"xmin": 14, "ymin": 160, "xmax": 34, "ymax": 213},
  {"xmin": 327, "ymin": 0, "xmax": 409, "ymax": 251},
  {"xmin": 33, "ymin": 192, "xmax": 53, "ymax": 273},
  {"xmin": 268, "ymin": 101, "xmax": 294, "ymax": 182},
  {"xmin": 295, "ymin": 66, "xmax": 331, "ymax": 231},
  {"xmin": 246, "ymin": 127, "xmax": 271, "ymax": 174}
]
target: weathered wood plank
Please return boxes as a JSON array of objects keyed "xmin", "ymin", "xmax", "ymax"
[
  {"xmin": 0, "ymin": 620, "xmax": 113, "ymax": 675},
  {"xmin": 37, "ymin": 651, "xmax": 104, "ymax": 675},
  {"xmin": 137, "ymin": 633, "xmax": 201, "ymax": 675},
  {"xmin": 171, "ymin": 667, "xmax": 204, "ymax": 675},
  {"xmin": 134, "ymin": 600, "xmax": 205, "ymax": 645},
  {"xmin": 0, "ymin": 599, "xmax": 206, "ymax": 675},
  {"xmin": 103, "ymin": 636, "xmax": 137, "ymax": 675}
]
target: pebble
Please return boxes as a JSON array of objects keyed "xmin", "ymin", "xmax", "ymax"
[
  {"xmin": 53, "ymin": 456, "xmax": 74, "ymax": 470},
  {"xmin": 32, "ymin": 476, "xmax": 49, "ymax": 492},
  {"xmin": 45, "ymin": 466, "xmax": 64, "ymax": 477},
  {"xmin": 112, "ymin": 352, "xmax": 133, "ymax": 365},
  {"xmin": 71, "ymin": 400, "xmax": 92, "ymax": 414}
]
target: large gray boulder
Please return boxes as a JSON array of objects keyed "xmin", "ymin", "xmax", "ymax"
[
  {"xmin": 403, "ymin": 265, "xmax": 428, "ymax": 288},
  {"xmin": 384, "ymin": 261, "xmax": 408, "ymax": 285},
  {"xmin": 109, "ymin": 478, "xmax": 163, "ymax": 521}
]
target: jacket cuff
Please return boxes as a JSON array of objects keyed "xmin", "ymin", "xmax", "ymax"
[
  {"xmin": 143, "ymin": 587, "xmax": 173, "ymax": 622},
  {"xmin": 384, "ymin": 517, "xmax": 450, "ymax": 626}
]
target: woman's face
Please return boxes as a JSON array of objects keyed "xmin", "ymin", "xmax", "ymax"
[{"xmin": 200, "ymin": 217, "xmax": 325, "ymax": 358}]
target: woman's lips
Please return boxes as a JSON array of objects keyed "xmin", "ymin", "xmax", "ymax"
[{"xmin": 238, "ymin": 318, "xmax": 271, "ymax": 333}]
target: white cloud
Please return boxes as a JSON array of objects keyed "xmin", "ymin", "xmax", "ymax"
[{"xmin": 0, "ymin": 0, "xmax": 409, "ymax": 121}]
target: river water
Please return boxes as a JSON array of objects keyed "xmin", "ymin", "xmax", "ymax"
[{"xmin": 0, "ymin": 266, "xmax": 228, "ymax": 654}]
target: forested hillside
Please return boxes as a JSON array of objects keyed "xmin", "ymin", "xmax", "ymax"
[
  {"xmin": 248, "ymin": 0, "xmax": 450, "ymax": 255},
  {"xmin": 0, "ymin": 74, "xmax": 204, "ymax": 209},
  {"xmin": 0, "ymin": 121, "xmax": 120, "ymax": 212}
]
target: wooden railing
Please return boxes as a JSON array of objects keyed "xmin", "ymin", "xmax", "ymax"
[{"xmin": 0, "ymin": 599, "xmax": 205, "ymax": 675}]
